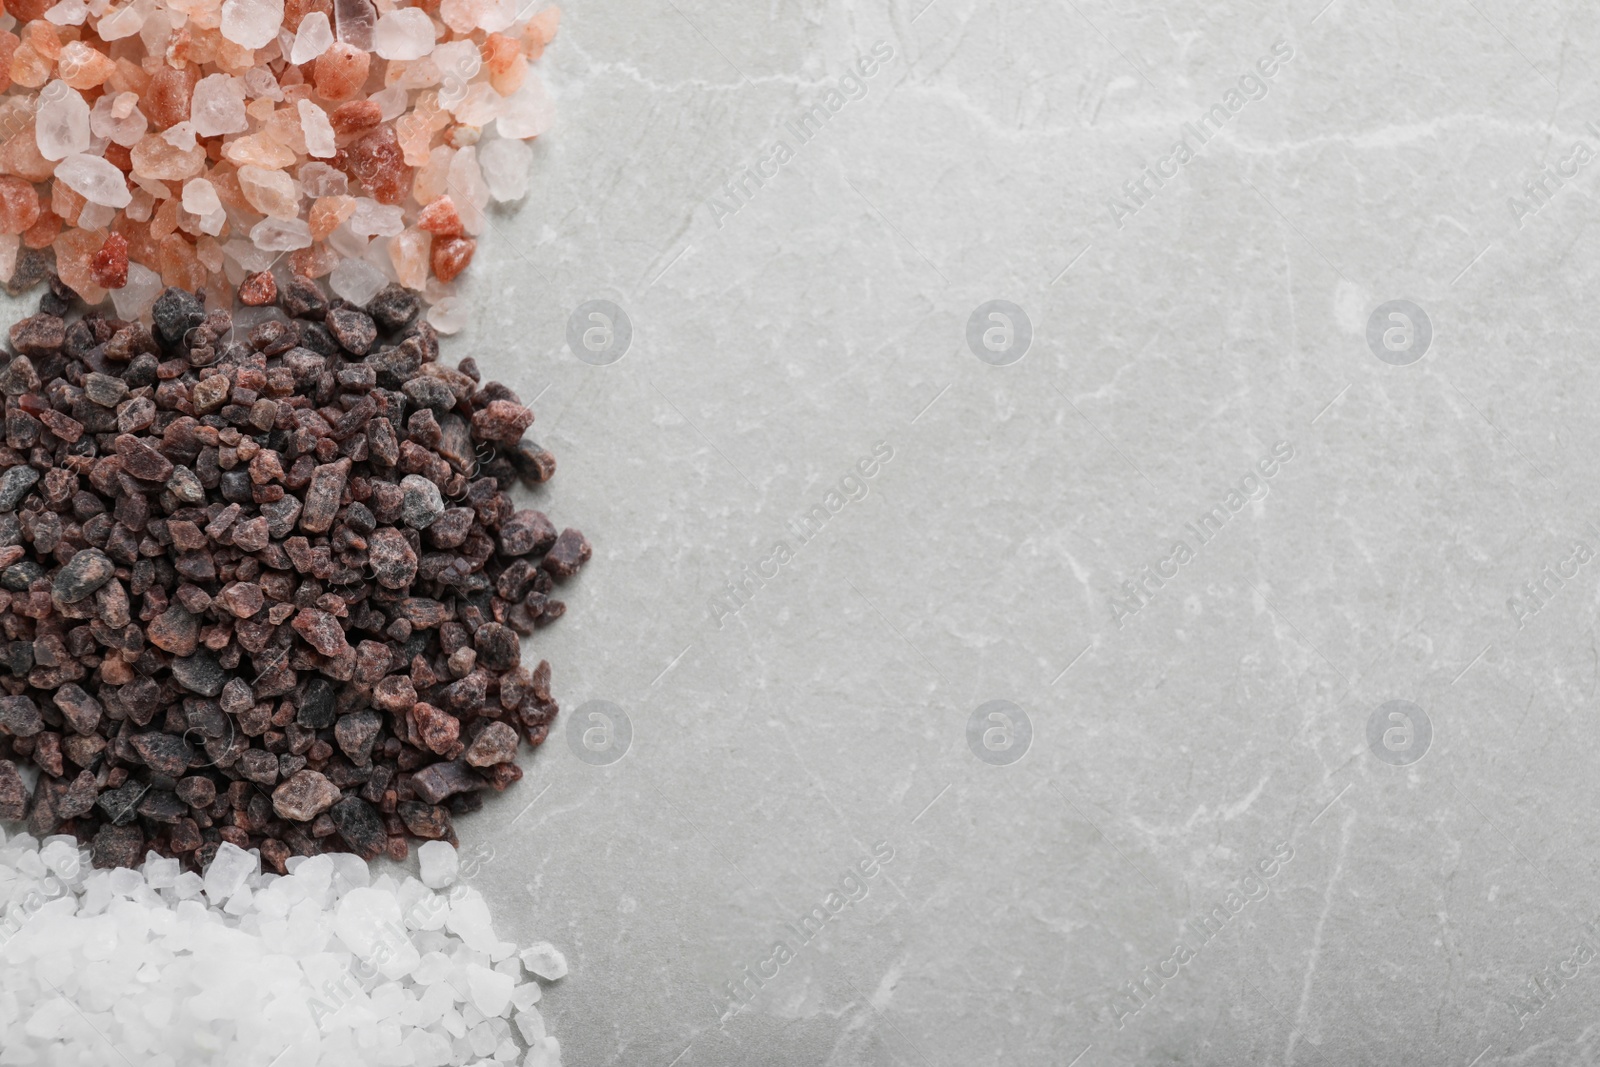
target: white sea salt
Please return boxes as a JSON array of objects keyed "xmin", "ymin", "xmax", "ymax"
[{"xmin": 0, "ymin": 839, "xmax": 565, "ymax": 1065}]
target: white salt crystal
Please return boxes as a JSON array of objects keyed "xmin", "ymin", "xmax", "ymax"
[
  {"xmin": 446, "ymin": 146, "xmax": 487, "ymax": 235},
  {"xmin": 467, "ymin": 965, "xmax": 514, "ymax": 1017},
  {"xmin": 78, "ymin": 201, "xmax": 115, "ymax": 229},
  {"xmin": 297, "ymin": 160, "xmax": 347, "ymax": 197},
  {"xmin": 426, "ymin": 296, "xmax": 465, "ymax": 335},
  {"xmin": 298, "ymin": 98, "xmax": 336, "ymax": 158},
  {"xmin": 288, "ymin": 9, "xmax": 333, "ymax": 63},
  {"xmin": 181, "ymin": 177, "xmax": 221, "ymax": 216},
  {"xmin": 509, "ymin": 982, "xmax": 541, "ymax": 1011},
  {"xmin": 512, "ymin": 1007, "xmax": 544, "ymax": 1043},
  {"xmin": 109, "ymin": 867, "xmax": 142, "ymax": 896},
  {"xmin": 330, "ymin": 255, "xmax": 388, "ymax": 305},
  {"xmin": 329, "ymin": 851, "xmax": 372, "ymax": 891},
  {"xmin": 495, "ymin": 72, "xmax": 554, "ymax": 140},
  {"xmin": 45, "ymin": 0, "xmax": 89, "ymax": 24},
  {"xmin": 518, "ymin": 942, "xmax": 566, "ymax": 981},
  {"xmin": 249, "ymin": 216, "xmax": 312, "ymax": 251},
  {"xmin": 374, "ymin": 7, "xmax": 434, "ymax": 59},
  {"xmin": 242, "ymin": 64, "xmax": 284, "ymax": 101},
  {"xmin": 39, "ymin": 840, "xmax": 79, "ymax": 878},
  {"xmin": 160, "ymin": 120, "xmax": 196, "ymax": 151},
  {"xmin": 190, "ymin": 74, "xmax": 248, "ymax": 136},
  {"xmin": 371, "ymin": 85, "xmax": 409, "ymax": 121},
  {"xmin": 142, "ymin": 854, "xmax": 179, "ymax": 890},
  {"xmin": 220, "ymin": 0, "xmax": 283, "ymax": 49},
  {"xmin": 479, "ymin": 137, "xmax": 531, "ymax": 202},
  {"xmin": 522, "ymin": 1036, "xmax": 562, "ymax": 1067},
  {"xmin": 203, "ymin": 842, "xmax": 256, "ymax": 903},
  {"xmin": 54, "ymin": 154, "xmax": 131, "ymax": 208},
  {"xmin": 349, "ymin": 197, "xmax": 404, "ymax": 237},
  {"xmin": 452, "ymin": 83, "xmax": 503, "ymax": 127},
  {"xmin": 469, "ymin": 1019, "xmax": 501, "ymax": 1056},
  {"xmin": 96, "ymin": 0, "xmax": 147, "ymax": 39},
  {"xmin": 333, "ymin": 0, "xmax": 376, "ymax": 49},
  {"xmin": 35, "ymin": 81, "xmax": 90, "ymax": 161},
  {"xmin": 89, "ymin": 91, "xmax": 146, "ymax": 148},
  {"xmin": 417, "ymin": 841, "xmax": 458, "ymax": 889}
]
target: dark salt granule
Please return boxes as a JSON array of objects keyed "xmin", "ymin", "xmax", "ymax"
[{"xmin": 0, "ymin": 282, "xmax": 588, "ymax": 869}]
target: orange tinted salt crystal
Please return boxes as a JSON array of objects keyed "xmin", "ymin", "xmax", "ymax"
[
  {"xmin": 107, "ymin": 58, "xmax": 151, "ymax": 96},
  {"xmin": 113, "ymin": 211, "xmax": 162, "ymax": 266},
  {"xmin": 222, "ymin": 132, "xmax": 297, "ymax": 169},
  {"xmin": 54, "ymin": 226, "xmax": 108, "ymax": 303},
  {"xmin": 0, "ymin": 176, "xmax": 41, "ymax": 236},
  {"xmin": 159, "ymin": 232, "xmax": 206, "ymax": 290},
  {"xmin": 0, "ymin": 32, "xmax": 20, "ymax": 94},
  {"xmin": 22, "ymin": 210, "xmax": 61, "ymax": 250},
  {"xmin": 415, "ymin": 195, "xmax": 461, "ymax": 237},
  {"xmin": 131, "ymin": 137, "xmax": 208, "ymax": 181},
  {"xmin": 151, "ymin": 196, "xmax": 182, "ymax": 240},
  {"xmin": 389, "ymin": 226, "xmax": 429, "ymax": 289},
  {"xmin": 410, "ymin": 143, "xmax": 452, "ymax": 204},
  {"xmin": 21, "ymin": 22, "xmax": 61, "ymax": 62},
  {"xmin": 2, "ymin": 121, "xmax": 54, "ymax": 182},
  {"xmin": 145, "ymin": 67, "xmax": 200, "ymax": 128},
  {"xmin": 330, "ymin": 99, "xmax": 382, "ymax": 137},
  {"xmin": 289, "ymin": 241, "xmax": 338, "ymax": 277},
  {"xmin": 90, "ymin": 232, "xmax": 129, "ymax": 288},
  {"xmin": 308, "ymin": 194, "xmax": 355, "ymax": 239},
  {"xmin": 521, "ymin": 5, "xmax": 560, "ymax": 59},
  {"xmin": 10, "ymin": 43, "xmax": 52, "ymax": 89},
  {"xmin": 314, "ymin": 43, "xmax": 370, "ymax": 103},
  {"xmin": 58, "ymin": 41, "xmax": 117, "ymax": 90},
  {"xmin": 429, "ymin": 234, "xmax": 473, "ymax": 282},
  {"xmin": 482, "ymin": 34, "xmax": 524, "ymax": 96},
  {"xmin": 5, "ymin": 0, "xmax": 55, "ymax": 22}
]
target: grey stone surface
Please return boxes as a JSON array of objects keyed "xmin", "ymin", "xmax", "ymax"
[
  {"xmin": 10, "ymin": 0, "xmax": 1600, "ymax": 1062},
  {"xmin": 433, "ymin": 2, "xmax": 1600, "ymax": 1064}
]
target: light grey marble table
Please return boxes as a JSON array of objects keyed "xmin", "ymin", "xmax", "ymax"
[{"xmin": 420, "ymin": 1, "xmax": 1600, "ymax": 1063}]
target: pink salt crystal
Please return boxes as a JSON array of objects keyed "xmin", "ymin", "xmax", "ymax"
[
  {"xmin": 389, "ymin": 226, "xmax": 429, "ymax": 289},
  {"xmin": 288, "ymin": 9, "xmax": 333, "ymax": 64},
  {"xmin": 308, "ymin": 194, "xmax": 355, "ymax": 240},
  {"xmin": 222, "ymin": 132, "xmax": 297, "ymax": 169},
  {"xmin": 89, "ymin": 92, "xmax": 147, "ymax": 147},
  {"xmin": 130, "ymin": 137, "xmax": 207, "ymax": 181},
  {"xmin": 496, "ymin": 73, "xmax": 554, "ymax": 139},
  {"xmin": 191, "ymin": 73, "xmax": 249, "ymax": 136},
  {"xmin": 237, "ymin": 164, "xmax": 299, "ymax": 218},
  {"xmin": 373, "ymin": 7, "xmax": 434, "ymax": 60}
]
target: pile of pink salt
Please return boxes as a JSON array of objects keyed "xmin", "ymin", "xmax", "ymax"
[{"xmin": 0, "ymin": 0, "xmax": 558, "ymax": 333}]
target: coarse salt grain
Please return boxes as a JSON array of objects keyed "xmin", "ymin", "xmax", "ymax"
[{"xmin": 0, "ymin": 835, "xmax": 566, "ymax": 1065}]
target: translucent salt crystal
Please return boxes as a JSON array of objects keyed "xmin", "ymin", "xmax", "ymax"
[
  {"xmin": 333, "ymin": 0, "xmax": 376, "ymax": 49},
  {"xmin": 225, "ymin": 238, "xmax": 279, "ymax": 273},
  {"xmin": 416, "ymin": 841, "xmax": 458, "ymax": 889},
  {"xmin": 161, "ymin": 121, "xmax": 197, "ymax": 151},
  {"xmin": 39, "ymin": 840, "xmax": 78, "ymax": 877},
  {"xmin": 112, "ymin": 265, "xmax": 160, "ymax": 319},
  {"xmin": 89, "ymin": 92, "xmax": 146, "ymax": 148},
  {"xmin": 518, "ymin": 942, "xmax": 566, "ymax": 980},
  {"xmin": 512, "ymin": 1007, "xmax": 545, "ymax": 1043},
  {"xmin": 372, "ymin": 85, "xmax": 409, "ymax": 122},
  {"xmin": 447, "ymin": 146, "xmax": 488, "ymax": 235},
  {"xmin": 238, "ymin": 164, "xmax": 300, "ymax": 218},
  {"xmin": 35, "ymin": 81, "xmax": 90, "ymax": 161},
  {"xmin": 142, "ymin": 854, "xmax": 179, "ymax": 890},
  {"xmin": 138, "ymin": 8, "xmax": 171, "ymax": 54},
  {"xmin": 109, "ymin": 866, "xmax": 143, "ymax": 896},
  {"xmin": 374, "ymin": 7, "xmax": 434, "ymax": 59},
  {"xmin": 181, "ymin": 176, "xmax": 221, "ymax": 217},
  {"xmin": 289, "ymin": 10, "xmax": 332, "ymax": 63},
  {"xmin": 201, "ymin": 843, "xmax": 256, "ymax": 904},
  {"xmin": 55, "ymin": 154, "xmax": 131, "ymax": 208},
  {"xmin": 220, "ymin": 0, "xmax": 282, "ymax": 49},
  {"xmin": 250, "ymin": 216, "xmax": 312, "ymax": 251},
  {"xmin": 96, "ymin": 0, "xmax": 148, "ymax": 39},
  {"xmin": 191, "ymin": 74, "xmax": 248, "ymax": 136},
  {"xmin": 523, "ymin": 1037, "xmax": 562, "ymax": 1067},
  {"xmin": 466, "ymin": 964, "xmax": 514, "ymax": 1017},
  {"xmin": 172, "ymin": 870, "xmax": 203, "ymax": 899},
  {"xmin": 497, "ymin": 73, "xmax": 555, "ymax": 140},
  {"xmin": 364, "ymin": 234, "xmax": 399, "ymax": 281},
  {"xmin": 242, "ymin": 65, "xmax": 284, "ymax": 101},
  {"xmin": 479, "ymin": 137, "xmax": 531, "ymax": 202},
  {"xmin": 509, "ymin": 982, "xmax": 541, "ymax": 1011},
  {"xmin": 298, "ymin": 98, "xmax": 335, "ymax": 158},
  {"xmin": 432, "ymin": 40, "xmax": 481, "ymax": 106},
  {"xmin": 452, "ymin": 83, "xmax": 503, "ymax": 127},
  {"xmin": 330, "ymin": 254, "xmax": 388, "ymax": 304},
  {"xmin": 45, "ymin": 0, "xmax": 89, "ymax": 25},
  {"xmin": 349, "ymin": 197, "xmax": 404, "ymax": 237},
  {"xmin": 390, "ymin": 227, "xmax": 430, "ymax": 289},
  {"xmin": 427, "ymin": 295, "xmax": 464, "ymax": 334},
  {"xmin": 297, "ymin": 160, "xmax": 347, "ymax": 197},
  {"xmin": 78, "ymin": 201, "xmax": 115, "ymax": 228}
]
